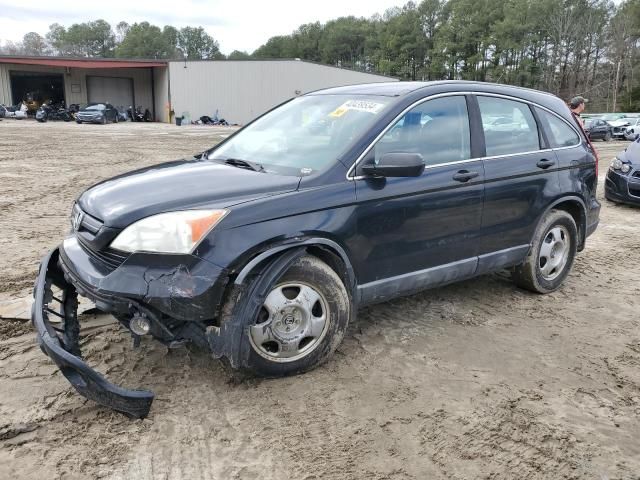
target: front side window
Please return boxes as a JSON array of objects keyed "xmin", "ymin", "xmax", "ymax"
[
  {"xmin": 370, "ymin": 95, "xmax": 471, "ymax": 168},
  {"xmin": 478, "ymin": 96, "xmax": 540, "ymax": 156},
  {"xmin": 209, "ymin": 95, "xmax": 392, "ymax": 176},
  {"xmin": 536, "ymin": 108, "xmax": 580, "ymax": 148}
]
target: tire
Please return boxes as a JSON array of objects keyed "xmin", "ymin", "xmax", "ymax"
[
  {"xmin": 605, "ymin": 131, "xmax": 612, "ymax": 142},
  {"xmin": 76, "ymin": 120, "xmax": 82, "ymax": 124},
  {"xmin": 114, "ymin": 114, "xmax": 119, "ymax": 123},
  {"xmin": 101, "ymin": 116, "xmax": 107, "ymax": 125},
  {"xmin": 512, "ymin": 209, "xmax": 577, "ymax": 294},
  {"xmin": 221, "ymin": 255, "xmax": 350, "ymax": 377}
]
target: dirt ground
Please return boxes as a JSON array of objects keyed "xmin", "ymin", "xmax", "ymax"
[{"xmin": 0, "ymin": 120, "xmax": 639, "ymax": 480}]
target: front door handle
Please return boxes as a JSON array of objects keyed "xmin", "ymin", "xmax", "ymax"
[
  {"xmin": 536, "ymin": 159, "xmax": 555, "ymax": 169},
  {"xmin": 452, "ymin": 170, "xmax": 479, "ymax": 182}
]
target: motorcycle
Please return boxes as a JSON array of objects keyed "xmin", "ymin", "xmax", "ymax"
[
  {"xmin": 67, "ymin": 104, "xmax": 80, "ymax": 120},
  {"xmin": 2, "ymin": 102, "xmax": 28, "ymax": 119},
  {"xmin": 127, "ymin": 105, "xmax": 152, "ymax": 122},
  {"xmin": 36, "ymin": 102, "xmax": 72, "ymax": 122}
]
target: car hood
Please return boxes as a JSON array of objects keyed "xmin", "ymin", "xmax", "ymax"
[
  {"xmin": 607, "ymin": 120, "xmax": 630, "ymax": 127},
  {"xmin": 620, "ymin": 139, "xmax": 640, "ymax": 164},
  {"xmin": 78, "ymin": 159, "xmax": 300, "ymax": 228}
]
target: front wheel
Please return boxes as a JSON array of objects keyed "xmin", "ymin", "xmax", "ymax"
[
  {"xmin": 604, "ymin": 131, "xmax": 612, "ymax": 142},
  {"xmin": 221, "ymin": 255, "xmax": 350, "ymax": 377},
  {"xmin": 512, "ymin": 210, "xmax": 577, "ymax": 294}
]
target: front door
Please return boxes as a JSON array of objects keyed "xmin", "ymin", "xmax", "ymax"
[{"xmin": 351, "ymin": 95, "xmax": 485, "ymax": 303}]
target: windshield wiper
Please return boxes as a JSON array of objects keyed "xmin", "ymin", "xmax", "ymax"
[{"xmin": 223, "ymin": 158, "xmax": 265, "ymax": 172}]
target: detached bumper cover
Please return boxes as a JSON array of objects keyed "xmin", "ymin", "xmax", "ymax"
[{"xmin": 32, "ymin": 248, "xmax": 154, "ymax": 418}]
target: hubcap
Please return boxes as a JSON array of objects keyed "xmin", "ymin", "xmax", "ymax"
[
  {"xmin": 248, "ymin": 282, "xmax": 329, "ymax": 363},
  {"xmin": 538, "ymin": 226, "xmax": 570, "ymax": 281}
]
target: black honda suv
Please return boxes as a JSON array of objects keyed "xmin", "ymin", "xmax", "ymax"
[{"xmin": 33, "ymin": 81, "xmax": 600, "ymax": 418}]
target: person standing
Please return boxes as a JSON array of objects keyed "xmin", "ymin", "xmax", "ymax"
[{"xmin": 569, "ymin": 96, "xmax": 587, "ymax": 127}]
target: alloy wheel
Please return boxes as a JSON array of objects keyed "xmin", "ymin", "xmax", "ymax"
[
  {"xmin": 538, "ymin": 226, "xmax": 570, "ymax": 281},
  {"xmin": 249, "ymin": 282, "xmax": 329, "ymax": 363}
]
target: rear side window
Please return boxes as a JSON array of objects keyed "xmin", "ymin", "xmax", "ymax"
[
  {"xmin": 373, "ymin": 95, "xmax": 471, "ymax": 167},
  {"xmin": 536, "ymin": 108, "xmax": 580, "ymax": 148},
  {"xmin": 477, "ymin": 96, "xmax": 540, "ymax": 156}
]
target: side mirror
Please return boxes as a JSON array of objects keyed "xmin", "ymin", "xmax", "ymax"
[{"xmin": 361, "ymin": 152, "xmax": 425, "ymax": 178}]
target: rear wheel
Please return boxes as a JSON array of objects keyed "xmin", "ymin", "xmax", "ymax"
[
  {"xmin": 221, "ymin": 255, "xmax": 350, "ymax": 377},
  {"xmin": 512, "ymin": 210, "xmax": 577, "ymax": 294}
]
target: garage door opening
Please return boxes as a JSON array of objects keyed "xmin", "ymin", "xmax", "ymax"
[
  {"xmin": 10, "ymin": 71, "xmax": 65, "ymax": 111},
  {"xmin": 87, "ymin": 76, "xmax": 134, "ymax": 111}
]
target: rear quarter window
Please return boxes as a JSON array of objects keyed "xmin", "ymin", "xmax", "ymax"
[{"xmin": 536, "ymin": 108, "xmax": 580, "ymax": 148}]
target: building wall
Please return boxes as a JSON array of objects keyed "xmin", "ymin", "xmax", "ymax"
[
  {"xmin": 153, "ymin": 66, "xmax": 170, "ymax": 123},
  {"xmin": 168, "ymin": 60, "xmax": 397, "ymax": 125},
  {"xmin": 0, "ymin": 63, "xmax": 154, "ymax": 113}
]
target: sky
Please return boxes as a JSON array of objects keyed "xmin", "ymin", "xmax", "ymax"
[{"xmin": 0, "ymin": 0, "xmax": 408, "ymax": 54}]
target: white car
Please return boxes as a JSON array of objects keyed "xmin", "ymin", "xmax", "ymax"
[{"xmin": 623, "ymin": 118, "xmax": 640, "ymax": 140}]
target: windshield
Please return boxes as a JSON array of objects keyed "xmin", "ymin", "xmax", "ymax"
[
  {"xmin": 601, "ymin": 114, "xmax": 622, "ymax": 121},
  {"xmin": 208, "ymin": 95, "xmax": 392, "ymax": 175},
  {"xmin": 84, "ymin": 104, "xmax": 106, "ymax": 111}
]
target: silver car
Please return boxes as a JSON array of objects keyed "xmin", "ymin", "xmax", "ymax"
[{"xmin": 623, "ymin": 118, "xmax": 640, "ymax": 140}]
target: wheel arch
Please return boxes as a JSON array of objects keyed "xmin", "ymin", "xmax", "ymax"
[
  {"xmin": 233, "ymin": 238, "xmax": 357, "ymax": 301},
  {"xmin": 544, "ymin": 196, "xmax": 587, "ymax": 251}
]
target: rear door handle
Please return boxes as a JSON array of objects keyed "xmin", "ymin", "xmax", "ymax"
[
  {"xmin": 536, "ymin": 159, "xmax": 555, "ymax": 169},
  {"xmin": 452, "ymin": 170, "xmax": 479, "ymax": 182}
]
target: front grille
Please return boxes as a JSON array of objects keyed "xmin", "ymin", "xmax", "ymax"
[
  {"xmin": 71, "ymin": 204, "xmax": 128, "ymax": 271},
  {"xmin": 77, "ymin": 236, "xmax": 129, "ymax": 271},
  {"xmin": 71, "ymin": 203, "xmax": 102, "ymax": 234}
]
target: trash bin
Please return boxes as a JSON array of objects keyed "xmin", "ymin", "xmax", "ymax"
[{"xmin": 175, "ymin": 116, "xmax": 183, "ymax": 126}]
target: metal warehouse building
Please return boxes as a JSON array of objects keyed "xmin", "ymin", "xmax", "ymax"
[{"xmin": 0, "ymin": 56, "xmax": 395, "ymax": 124}]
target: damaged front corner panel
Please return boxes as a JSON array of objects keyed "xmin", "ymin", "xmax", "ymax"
[{"xmin": 206, "ymin": 247, "xmax": 307, "ymax": 369}]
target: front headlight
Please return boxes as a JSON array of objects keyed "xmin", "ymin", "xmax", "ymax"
[
  {"xmin": 611, "ymin": 158, "xmax": 623, "ymax": 170},
  {"xmin": 110, "ymin": 209, "xmax": 228, "ymax": 254},
  {"xmin": 621, "ymin": 163, "xmax": 631, "ymax": 174}
]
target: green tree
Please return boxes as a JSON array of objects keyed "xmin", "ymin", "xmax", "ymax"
[
  {"xmin": 59, "ymin": 20, "xmax": 115, "ymax": 57},
  {"xmin": 228, "ymin": 50, "xmax": 251, "ymax": 59},
  {"xmin": 22, "ymin": 32, "xmax": 48, "ymax": 56},
  {"xmin": 177, "ymin": 27, "xmax": 220, "ymax": 59},
  {"xmin": 115, "ymin": 22, "xmax": 177, "ymax": 58},
  {"xmin": 253, "ymin": 36, "xmax": 295, "ymax": 58}
]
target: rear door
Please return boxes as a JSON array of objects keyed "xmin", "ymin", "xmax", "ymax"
[
  {"xmin": 352, "ymin": 95, "xmax": 485, "ymax": 303},
  {"xmin": 475, "ymin": 95, "xmax": 560, "ymax": 271}
]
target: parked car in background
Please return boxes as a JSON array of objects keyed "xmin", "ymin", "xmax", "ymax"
[
  {"xmin": 605, "ymin": 116, "xmax": 635, "ymax": 139},
  {"xmin": 585, "ymin": 118, "xmax": 615, "ymax": 141},
  {"xmin": 76, "ymin": 103, "xmax": 119, "ymax": 124},
  {"xmin": 605, "ymin": 138, "xmax": 640, "ymax": 206},
  {"xmin": 623, "ymin": 118, "xmax": 640, "ymax": 140},
  {"xmin": 32, "ymin": 81, "xmax": 600, "ymax": 418}
]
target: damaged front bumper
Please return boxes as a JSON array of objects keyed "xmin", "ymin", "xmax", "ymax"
[{"xmin": 32, "ymin": 248, "xmax": 154, "ymax": 418}]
